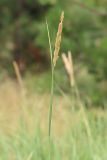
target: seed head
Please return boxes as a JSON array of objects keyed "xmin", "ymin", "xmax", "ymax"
[
  {"xmin": 53, "ymin": 11, "xmax": 64, "ymax": 67},
  {"xmin": 62, "ymin": 51, "xmax": 75, "ymax": 87}
]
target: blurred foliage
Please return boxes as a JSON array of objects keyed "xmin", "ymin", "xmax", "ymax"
[{"xmin": 0, "ymin": 0, "xmax": 107, "ymax": 105}]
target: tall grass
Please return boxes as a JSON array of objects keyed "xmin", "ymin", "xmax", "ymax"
[
  {"xmin": 0, "ymin": 11, "xmax": 107, "ymax": 160},
  {"xmin": 46, "ymin": 12, "xmax": 64, "ymax": 137},
  {"xmin": 62, "ymin": 51, "xmax": 92, "ymax": 143},
  {"xmin": 0, "ymin": 103, "xmax": 107, "ymax": 160},
  {"xmin": 0, "ymin": 79, "xmax": 107, "ymax": 159}
]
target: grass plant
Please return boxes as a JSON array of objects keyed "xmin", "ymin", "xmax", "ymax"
[
  {"xmin": 46, "ymin": 12, "xmax": 64, "ymax": 137},
  {"xmin": 0, "ymin": 11, "xmax": 106, "ymax": 160}
]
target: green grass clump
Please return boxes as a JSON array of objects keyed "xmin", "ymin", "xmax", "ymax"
[
  {"xmin": 0, "ymin": 79, "xmax": 107, "ymax": 160},
  {"xmin": 0, "ymin": 110, "xmax": 107, "ymax": 160}
]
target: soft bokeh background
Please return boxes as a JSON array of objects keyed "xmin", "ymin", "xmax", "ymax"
[{"xmin": 0, "ymin": 0, "xmax": 107, "ymax": 159}]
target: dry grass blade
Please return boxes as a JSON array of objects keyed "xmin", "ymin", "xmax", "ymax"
[
  {"xmin": 62, "ymin": 51, "xmax": 74, "ymax": 87},
  {"xmin": 13, "ymin": 61, "xmax": 26, "ymax": 98},
  {"xmin": 13, "ymin": 61, "xmax": 23, "ymax": 88}
]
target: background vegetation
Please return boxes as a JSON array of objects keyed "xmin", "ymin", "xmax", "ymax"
[{"xmin": 1, "ymin": 0, "xmax": 107, "ymax": 104}]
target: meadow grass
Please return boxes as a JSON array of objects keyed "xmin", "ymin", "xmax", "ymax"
[
  {"xmin": 0, "ymin": 80, "xmax": 107, "ymax": 160},
  {"xmin": 0, "ymin": 12, "xmax": 107, "ymax": 160}
]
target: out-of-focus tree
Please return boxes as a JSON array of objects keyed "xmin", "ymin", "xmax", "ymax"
[{"xmin": 0, "ymin": 0, "xmax": 53, "ymax": 72}]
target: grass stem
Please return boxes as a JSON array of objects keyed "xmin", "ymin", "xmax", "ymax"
[{"xmin": 46, "ymin": 20, "xmax": 54, "ymax": 138}]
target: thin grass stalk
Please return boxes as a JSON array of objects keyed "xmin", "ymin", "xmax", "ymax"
[
  {"xmin": 46, "ymin": 11, "xmax": 64, "ymax": 138},
  {"xmin": 48, "ymin": 65, "xmax": 54, "ymax": 138},
  {"xmin": 62, "ymin": 52, "xmax": 93, "ymax": 143},
  {"xmin": 46, "ymin": 20, "xmax": 54, "ymax": 160},
  {"xmin": 74, "ymin": 84, "xmax": 93, "ymax": 142},
  {"xmin": 46, "ymin": 20, "xmax": 54, "ymax": 138},
  {"xmin": 13, "ymin": 61, "xmax": 27, "ymax": 130}
]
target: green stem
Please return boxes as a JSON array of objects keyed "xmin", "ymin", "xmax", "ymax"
[
  {"xmin": 46, "ymin": 20, "xmax": 54, "ymax": 138},
  {"xmin": 49, "ymin": 65, "xmax": 54, "ymax": 137}
]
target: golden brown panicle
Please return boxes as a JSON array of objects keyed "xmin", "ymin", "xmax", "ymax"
[{"xmin": 53, "ymin": 11, "xmax": 64, "ymax": 67}]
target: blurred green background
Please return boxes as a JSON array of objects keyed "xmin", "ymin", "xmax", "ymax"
[{"xmin": 0, "ymin": 0, "xmax": 107, "ymax": 106}]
